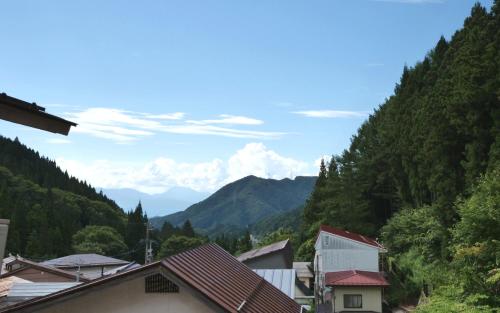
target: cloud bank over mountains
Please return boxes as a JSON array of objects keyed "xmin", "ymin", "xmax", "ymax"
[{"xmin": 56, "ymin": 143, "xmax": 316, "ymax": 194}]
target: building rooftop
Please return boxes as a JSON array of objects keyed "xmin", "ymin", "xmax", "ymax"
[
  {"xmin": 163, "ymin": 243, "xmax": 301, "ymax": 312},
  {"xmin": 2, "ymin": 258, "xmax": 90, "ymax": 283},
  {"xmin": 325, "ymin": 270, "xmax": 389, "ymax": 287},
  {"xmin": 1, "ymin": 244, "xmax": 301, "ymax": 313},
  {"xmin": 237, "ymin": 239, "xmax": 290, "ymax": 263},
  {"xmin": 41, "ymin": 254, "xmax": 129, "ymax": 268},
  {"xmin": 7, "ymin": 282, "xmax": 81, "ymax": 299},
  {"xmin": 102, "ymin": 262, "xmax": 140, "ymax": 276},
  {"xmin": 318, "ymin": 225, "xmax": 385, "ymax": 249},
  {"xmin": 253, "ymin": 269, "xmax": 296, "ymax": 299},
  {"xmin": 293, "ymin": 262, "xmax": 313, "ymax": 278}
]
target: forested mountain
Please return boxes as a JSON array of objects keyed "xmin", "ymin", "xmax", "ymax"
[
  {"xmin": 150, "ymin": 175, "xmax": 316, "ymax": 236},
  {"xmin": 297, "ymin": 3, "xmax": 500, "ymax": 311},
  {"xmin": 0, "ymin": 136, "xmax": 118, "ymax": 208},
  {"xmin": 0, "ymin": 136, "xmax": 148, "ymax": 263}
]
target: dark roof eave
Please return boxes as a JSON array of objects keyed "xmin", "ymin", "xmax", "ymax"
[{"xmin": 0, "ymin": 93, "xmax": 77, "ymax": 135}]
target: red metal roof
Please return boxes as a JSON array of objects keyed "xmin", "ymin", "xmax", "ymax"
[
  {"xmin": 318, "ymin": 224, "xmax": 384, "ymax": 249},
  {"xmin": 163, "ymin": 243, "xmax": 301, "ymax": 313},
  {"xmin": 325, "ymin": 270, "xmax": 389, "ymax": 286}
]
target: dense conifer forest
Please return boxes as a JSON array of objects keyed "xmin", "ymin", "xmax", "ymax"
[{"xmin": 296, "ymin": 2, "xmax": 500, "ymax": 311}]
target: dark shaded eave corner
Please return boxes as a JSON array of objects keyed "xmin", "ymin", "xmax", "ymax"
[{"xmin": 0, "ymin": 93, "xmax": 77, "ymax": 135}]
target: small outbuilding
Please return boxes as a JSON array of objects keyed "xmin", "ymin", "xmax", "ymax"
[{"xmin": 237, "ymin": 239, "xmax": 293, "ymax": 269}]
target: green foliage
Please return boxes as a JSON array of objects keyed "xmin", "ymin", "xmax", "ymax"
[
  {"xmin": 181, "ymin": 220, "xmax": 195, "ymax": 237},
  {"xmin": 72, "ymin": 225, "xmax": 127, "ymax": 256},
  {"xmin": 250, "ymin": 206, "xmax": 303, "ymax": 237},
  {"xmin": 415, "ymin": 285, "xmax": 496, "ymax": 313},
  {"xmin": 382, "ymin": 205, "xmax": 447, "ymax": 262},
  {"xmin": 0, "ymin": 165, "xmax": 126, "ymax": 259},
  {"xmin": 0, "ymin": 136, "xmax": 119, "ymax": 208},
  {"xmin": 157, "ymin": 235, "xmax": 206, "ymax": 259},
  {"xmin": 125, "ymin": 202, "xmax": 148, "ymax": 263},
  {"xmin": 257, "ymin": 228, "xmax": 295, "ymax": 248},
  {"xmin": 451, "ymin": 166, "xmax": 500, "ymax": 306},
  {"xmin": 296, "ymin": 2, "xmax": 500, "ymax": 310},
  {"xmin": 236, "ymin": 230, "xmax": 252, "ymax": 254}
]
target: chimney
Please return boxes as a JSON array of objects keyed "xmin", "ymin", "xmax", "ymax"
[{"xmin": 0, "ymin": 219, "xmax": 10, "ymax": 273}]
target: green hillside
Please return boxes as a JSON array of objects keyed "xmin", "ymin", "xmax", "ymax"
[
  {"xmin": 150, "ymin": 175, "xmax": 316, "ymax": 236},
  {"xmin": 0, "ymin": 136, "xmax": 149, "ymax": 263},
  {"xmin": 297, "ymin": 2, "xmax": 500, "ymax": 311}
]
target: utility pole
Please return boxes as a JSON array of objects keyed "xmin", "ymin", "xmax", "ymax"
[{"xmin": 144, "ymin": 222, "xmax": 153, "ymax": 264}]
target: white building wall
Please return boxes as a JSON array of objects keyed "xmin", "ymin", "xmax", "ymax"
[
  {"xmin": 315, "ymin": 232, "xmax": 380, "ymax": 275},
  {"xmin": 36, "ymin": 275, "xmax": 216, "ymax": 313}
]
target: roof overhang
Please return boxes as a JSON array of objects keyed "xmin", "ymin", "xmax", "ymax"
[{"xmin": 0, "ymin": 93, "xmax": 76, "ymax": 135}]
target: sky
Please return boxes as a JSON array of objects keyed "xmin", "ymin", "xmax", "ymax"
[{"xmin": 0, "ymin": 0, "xmax": 494, "ymax": 194}]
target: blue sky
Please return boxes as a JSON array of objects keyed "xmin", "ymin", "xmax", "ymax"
[{"xmin": 0, "ymin": 0, "xmax": 493, "ymax": 194}]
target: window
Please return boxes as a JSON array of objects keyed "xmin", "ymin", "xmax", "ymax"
[
  {"xmin": 323, "ymin": 236, "xmax": 329, "ymax": 246},
  {"xmin": 145, "ymin": 273, "xmax": 179, "ymax": 293},
  {"xmin": 344, "ymin": 294, "xmax": 362, "ymax": 308}
]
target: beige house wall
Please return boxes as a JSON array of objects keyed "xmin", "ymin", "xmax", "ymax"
[
  {"xmin": 333, "ymin": 286, "xmax": 382, "ymax": 313},
  {"xmin": 36, "ymin": 275, "xmax": 217, "ymax": 313}
]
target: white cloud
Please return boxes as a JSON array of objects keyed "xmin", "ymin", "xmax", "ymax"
[
  {"xmin": 47, "ymin": 138, "xmax": 72, "ymax": 144},
  {"xmin": 293, "ymin": 110, "xmax": 368, "ymax": 118},
  {"xmin": 56, "ymin": 143, "xmax": 314, "ymax": 194},
  {"xmin": 143, "ymin": 112, "xmax": 185, "ymax": 120},
  {"xmin": 187, "ymin": 114, "xmax": 264, "ymax": 126},
  {"xmin": 65, "ymin": 108, "xmax": 282, "ymax": 142}
]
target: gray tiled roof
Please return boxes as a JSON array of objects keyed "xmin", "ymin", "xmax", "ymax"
[{"xmin": 41, "ymin": 254, "xmax": 129, "ymax": 268}]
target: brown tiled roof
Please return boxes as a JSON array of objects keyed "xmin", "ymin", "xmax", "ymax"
[
  {"xmin": 1, "ymin": 258, "xmax": 90, "ymax": 283},
  {"xmin": 237, "ymin": 239, "xmax": 290, "ymax": 262},
  {"xmin": 163, "ymin": 243, "xmax": 301, "ymax": 313},
  {"xmin": 318, "ymin": 225, "xmax": 385, "ymax": 249},
  {"xmin": 0, "ymin": 244, "xmax": 301, "ymax": 313}
]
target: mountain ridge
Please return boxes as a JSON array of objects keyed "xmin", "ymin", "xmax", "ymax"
[{"xmin": 150, "ymin": 175, "xmax": 316, "ymax": 236}]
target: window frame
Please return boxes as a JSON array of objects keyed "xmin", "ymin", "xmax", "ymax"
[{"xmin": 343, "ymin": 294, "xmax": 362, "ymax": 309}]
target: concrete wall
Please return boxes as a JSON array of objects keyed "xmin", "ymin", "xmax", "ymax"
[
  {"xmin": 243, "ymin": 253, "xmax": 288, "ymax": 270},
  {"xmin": 36, "ymin": 275, "xmax": 217, "ymax": 313},
  {"xmin": 333, "ymin": 287, "xmax": 382, "ymax": 313}
]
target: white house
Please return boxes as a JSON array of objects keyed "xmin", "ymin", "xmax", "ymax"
[{"xmin": 314, "ymin": 225, "xmax": 388, "ymax": 313}]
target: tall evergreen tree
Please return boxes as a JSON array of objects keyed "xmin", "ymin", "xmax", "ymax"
[
  {"xmin": 181, "ymin": 220, "xmax": 196, "ymax": 238},
  {"xmin": 125, "ymin": 202, "xmax": 148, "ymax": 263}
]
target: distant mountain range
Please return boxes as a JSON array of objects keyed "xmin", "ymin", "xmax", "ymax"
[
  {"xmin": 102, "ymin": 187, "xmax": 210, "ymax": 217},
  {"xmin": 150, "ymin": 175, "xmax": 317, "ymax": 236}
]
